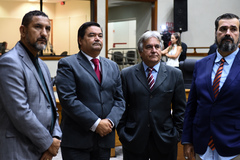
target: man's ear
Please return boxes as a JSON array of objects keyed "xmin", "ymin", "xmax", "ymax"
[
  {"xmin": 20, "ymin": 25, "xmax": 26, "ymax": 37},
  {"xmin": 78, "ymin": 37, "xmax": 82, "ymax": 46}
]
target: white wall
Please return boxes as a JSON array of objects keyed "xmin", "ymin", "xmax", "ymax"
[
  {"xmin": 157, "ymin": 0, "xmax": 240, "ymax": 48},
  {"xmin": 108, "ymin": 20, "xmax": 136, "ymax": 49},
  {"xmin": 108, "ymin": 2, "xmax": 151, "ymax": 47},
  {"xmin": 54, "ymin": 1, "xmax": 90, "ymax": 55},
  {"xmin": 0, "ymin": 1, "xmax": 55, "ymax": 49},
  {"xmin": 0, "ymin": 1, "xmax": 90, "ymax": 55},
  {"xmin": 97, "ymin": 0, "xmax": 107, "ymax": 57}
]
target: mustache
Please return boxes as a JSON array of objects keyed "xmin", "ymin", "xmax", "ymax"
[
  {"xmin": 37, "ymin": 37, "xmax": 47, "ymax": 42},
  {"xmin": 93, "ymin": 42, "xmax": 101, "ymax": 45},
  {"xmin": 220, "ymin": 36, "xmax": 234, "ymax": 43}
]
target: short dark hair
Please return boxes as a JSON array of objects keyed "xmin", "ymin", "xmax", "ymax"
[
  {"xmin": 77, "ymin": 22, "xmax": 102, "ymax": 49},
  {"xmin": 21, "ymin": 10, "xmax": 49, "ymax": 27},
  {"xmin": 215, "ymin": 13, "xmax": 240, "ymax": 32}
]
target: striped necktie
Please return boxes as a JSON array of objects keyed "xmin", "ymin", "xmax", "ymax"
[
  {"xmin": 212, "ymin": 58, "xmax": 225, "ymax": 99},
  {"xmin": 208, "ymin": 58, "xmax": 225, "ymax": 151},
  {"xmin": 147, "ymin": 67, "xmax": 155, "ymax": 90}
]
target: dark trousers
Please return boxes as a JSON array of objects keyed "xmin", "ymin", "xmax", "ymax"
[
  {"xmin": 123, "ymin": 133, "xmax": 177, "ymax": 160},
  {"xmin": 61, "ymin": 145, "xmax": 111, "ymax": 160}
]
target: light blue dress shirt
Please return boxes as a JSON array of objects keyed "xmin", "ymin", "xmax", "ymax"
[
  {"xmin": 142, "ymin": 61, "xmax": 160, "ymax": 82},
  {"xmin": 199, "ymin": 48, "xmax": 239, "ymax": 160}
]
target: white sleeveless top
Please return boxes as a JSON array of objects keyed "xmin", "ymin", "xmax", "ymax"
[{"xmin": 166, "ymin": 44, "xmax": 180, "ymax": 67}]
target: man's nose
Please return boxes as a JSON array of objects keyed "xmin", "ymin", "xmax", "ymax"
[
  {"xmin": 41, "ymin": 28, "xmax": 48, "ymax": 37},
  {"xmin": 94, "ymin": 35, "xmax": 100, "ymax": 41},
  {"xmin": 226, "ymin": 28, "xmax": 231, "ymax": 35}
]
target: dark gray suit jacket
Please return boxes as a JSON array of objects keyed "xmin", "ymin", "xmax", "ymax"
[
  {"xmin": 0, "ymin": 42, "xmax": 62, "ymax": 159},
  {"xmin": 117, "ymin": 62, "xmax": 186, "ymax": 154},
  {"xmin": 56, "ymin": 51, "xmax": 125, "ymax": 149}
]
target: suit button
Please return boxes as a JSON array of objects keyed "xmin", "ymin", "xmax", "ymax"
[
  {"xmin": 149, "ymin": 109, "xmax": 152, "ymax": 112},
  {"xmin": 148, "ymin": 124, "xmax": 150, "ymax": 127},
  {"xmin": 47, "ymin": 105, "xmax": 50, "ymax": 109},
  {"xmin": 150, "ymin": 95, "xmax": 153, "ymax": 98}
]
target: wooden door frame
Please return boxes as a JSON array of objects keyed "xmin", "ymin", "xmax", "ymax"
[{"xmin": 92, "ymin": 0, "xmax": 158, "ymax": 57}]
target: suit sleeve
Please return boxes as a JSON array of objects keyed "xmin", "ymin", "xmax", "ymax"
[
  {"xmin": 0, "ymin": 56, "xmax": 53, "ymax": 153},
  {"xmin": 171, "ymin": 69, "xmax": 186, "ymax": 140},
  {"xmin": 116, "ymin": 69, "xmax": 128, "ymax": 135},
  {"xmin": 181, "ymin": 63, "xmax": 198, "ymax": 144},
  {"xmin": 105, "ymin": 62, "xmax": 125, "ymax": 127}
]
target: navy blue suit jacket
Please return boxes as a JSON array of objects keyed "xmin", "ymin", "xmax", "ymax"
[{"xmin": 182, "ymin": 50, "xmax": 240, "ymax": 156}]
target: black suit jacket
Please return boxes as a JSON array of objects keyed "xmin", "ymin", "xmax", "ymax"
[
  {"xmin": 117, "ymin": 62, "xmax": 186, "ymax": 154},
  {"xmin": 56, "ymin": 51, "xmax": 125, "ymax": 149}
]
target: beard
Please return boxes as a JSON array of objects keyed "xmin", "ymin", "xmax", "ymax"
[
  {"xmin": 26, "ymin": 33, "xmax": 47, "ymax": 51},
  {"xmin": 215, "ymin": 35, "xmax": 239, "ymax": 52}
]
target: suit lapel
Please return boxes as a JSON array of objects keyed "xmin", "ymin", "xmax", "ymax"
[
  {"xmin": 152, "ymin": 62, "xmax": 167, "ymax": 92},
  {"xmin": 38, "ymin": 59, "xmax": 55, "ymax": 105},
  {"xmin": 219, "ymin": 50, "xmax": 240, "ymax": 97},
  {"xmin": 205, "ymin": 55, "xmax": 216, "ymax": 100},
  {"xmin": 18, "ymin": 43, "xmax": 47, "ymax": 97},
  {"xmin": 77, "ymin": 51, "xmax": 101, "ymax": 85},
  {"xmin": 100, "ymin": 57, "xmax": 109, "ymax": 86},
  {"xmin": 135, "ymin": 63, "xmax": 150, "ymax": 91}
]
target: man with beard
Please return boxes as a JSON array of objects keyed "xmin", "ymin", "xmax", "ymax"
[
  {"xmin": 55, "ymin": 22, "xmax": 125, "ymax": 160},
  {"xmin": 182, "ymin": 13, "xmax": 240, "ymax": 160},
  {"xmin": 0, "ymin": 10, "xmax": 62, "ymax": 160}
]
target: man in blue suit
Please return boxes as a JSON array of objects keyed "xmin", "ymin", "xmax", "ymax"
[
  {"xmin": 56, "ymin": 22, "xmax": 125, "ymax": 160},
  {"xmin": 182, "ymin": 13, "xmax": 240, "ymax": 160}
]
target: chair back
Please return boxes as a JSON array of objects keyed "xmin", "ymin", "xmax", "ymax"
[
  {"xmin": 113, "ymin": 51, "xmax": 123, "ymax": 65},
  {"xmin": 61, "ymin": 51, "xmax": 68, "ymax": 56},
  {"xmin": 126, "ymin": 51, "xmax": 135, "ymax": 65},
  {"xmin": 179, "ymin": 42, "xmax": 187, "ymax": 62},
  {"xmin": 179, "ymin": 59, "xmax": 197, "ymax": 89}
]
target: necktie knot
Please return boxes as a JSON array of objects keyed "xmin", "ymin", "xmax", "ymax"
[
  {"xmin": 148, "ymin": 67, "xmax": 154, "ymax": 73},
  {"xmin": 91, "ymin": 58, "xmax": 99, "ymax": 67},
  {"xmin": 220, "ymin": 58, "xmax": 226, "ymax": 63}
]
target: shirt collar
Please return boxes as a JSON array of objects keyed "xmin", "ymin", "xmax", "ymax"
[
  {"xmin": 81, "ymin": 50, "xmax": 100, "ymax": 61},
  {"xmin": 142, "ymin": 61, "xmax": 160, "ymax": 72},
  {"xmin": 215, "ymin": 48, "xmax": 239, "ymax": 65}
]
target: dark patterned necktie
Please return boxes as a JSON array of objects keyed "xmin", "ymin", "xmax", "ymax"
[
  {"xmin": 209, "ymin": 58, "xmax": 225, "ymax": 151},
  {"xmin": 147, "ymin": 67, "xmax": 155, "ymax": 90},
  {"xmin": 91, "ymin": 58, "xmax": 101, "ymax": 83}
]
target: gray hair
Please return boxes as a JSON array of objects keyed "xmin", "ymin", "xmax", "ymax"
[{"xmin": 137, "ymin": 31, "xmax": 162, "ymax": 53}]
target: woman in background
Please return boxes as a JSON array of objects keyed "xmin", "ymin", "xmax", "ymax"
[{"xmin": 161, "ymin": 32, "xmax": 182, "ymax": 67}]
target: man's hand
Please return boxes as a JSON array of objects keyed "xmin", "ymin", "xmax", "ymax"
[
  {"xmin": 40, "ymin": 150, "xmax": 53, "ymax": 160},
  {"xmin": 183, "ymin": 143, "xmax": 195, "ymax": 160},
  {"xmin": 47, "ymin": 137, "xmax": 61, "ymax": 156},
  {"xmin": 95, "ymin": 119, "xmax": 113, "ymax": 137}
]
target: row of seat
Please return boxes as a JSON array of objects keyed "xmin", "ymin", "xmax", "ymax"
[{"xmin": 111, "ymin": 50, "xmax": 137, "ymax": 65}]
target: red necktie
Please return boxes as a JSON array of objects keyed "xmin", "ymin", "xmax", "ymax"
[
  {"xmin": 91, "ymin": 58, "xmax": 101, "ymax": 83},
  {"xmin": 209, "ymin": 58, "xmax": 225, "ymax": 151},
  {"xmin": 147, "ymin": 67, "xmax": 155, "ymax": 90}
]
